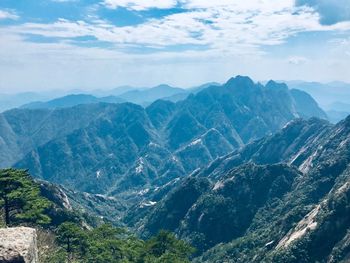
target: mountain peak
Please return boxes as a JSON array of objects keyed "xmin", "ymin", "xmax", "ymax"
[
  {"xmin": 265, "ymin": 80, "xmax": 288, "ymax": 90},
  {"xmin": 225, "ymin": 75, "xmax": 255, "ymax": 88},
  {"xmin": 152, "ymin": 84, "xmax": 173, "ymax": 90}
]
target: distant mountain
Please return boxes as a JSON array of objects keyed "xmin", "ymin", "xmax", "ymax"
[
  {"xmin": 327, "ymin": 110, "xmax": 350, "ymax": 124},
  {"xmin": 286, "ymin": 80, "xmax": 350, "ymax": 107},
  {"xmin": 118, "ymin": 84, "xmax": 188, "ymax": 105},
  {"xmin": 0, "ymin": 92, "xmax": 55, "ymax": 113},
  {"xmin": 323, "ymin": 102, "xmax": 350, "ymax": 124},
  {"xmin": 0, "ymin": 89, "xmax": 128, "ymax": 113},
  {"xmin": 91, "ymin": 85, "xmax": 141, "ymax": 97},
  {"xmin": 161, "ymin": 82, "xmax": 221, "ymax": 103},
  {"xmin": 137, "ymin": 115, "xmax": 350, "ymax": 262},
  {"xmin": 160, "ymin": 92, "xmax": 190, "ymax": 103},
  {"xmin": 188, "ymin": 82, "xmax": 221, "ymax": 93},
  {"xmin": 282, "ymin": 81, "xmax": 350, "ymax": 123},
  {"xmin": 7, "ymin": 76, "xmax": 327, "ymax": 197},
  {"xmin": 21, "ymin": 94, "xmax": 124, "ymax": 109},
  {"xmin": 327, "ymin": 101, "xmax": 350, "ymax": 112}
]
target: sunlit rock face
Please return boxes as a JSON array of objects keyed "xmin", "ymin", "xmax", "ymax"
[{"xmin": 0, "ymin": 227, "xmax": 38, "ymax": 263}]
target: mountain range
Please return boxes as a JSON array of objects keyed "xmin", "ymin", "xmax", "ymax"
[
  {"xmin": 0, "ymin": 76, "xmax": 325, "ymax": 196},
  {"xmin": 1, "ymin": 75, "xmax": 350, "ymax": 262},
  {"xmin": 0, "ymin": 82, "xmax": 218, "ymax": 113},
  {"xmin": 3, "ymin": 80, "xmax": 349, "ymax": 126},
  {"xmin": 20, "ymin": 94, "xmax": 125, "ymax": 109}
]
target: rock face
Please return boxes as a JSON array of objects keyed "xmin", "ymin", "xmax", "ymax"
[{"xmin": 0, "ymin": 227, "xmax": 38, "ymax": 263}]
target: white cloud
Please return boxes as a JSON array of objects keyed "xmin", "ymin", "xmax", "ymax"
[
  {"xmin": 103, "ymin": 0, "xmax": 177, "ymax": 10},
  {"xmin": 2, "ymin": 1, "xmax": 350, "ymax": 91},
  {"xmin": 9, "ymin": 1, "xmax": 350, "ymax": 56},
  {"xmin": 288, "ymin": 56, "xmax": 308, "ymax": 65},
  {"xmin": 0, "ymin": 10, "xmax": 19, "ymax": 20}
]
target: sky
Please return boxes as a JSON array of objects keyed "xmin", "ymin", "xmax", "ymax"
[{"xmin": 0, "ymin": 0, "xmax": 350, "ymax": 92}]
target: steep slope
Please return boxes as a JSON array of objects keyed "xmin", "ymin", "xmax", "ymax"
[
  {"xmin": 0, "ymin": 103, "xmax": 117, "ymax": 167},
  {"xmin": 194, "ymin": 117, "xmax": 332, "ymax": 180},
  {"xmin": 290, "ymin": 89, "xmax": 328, "ymax": 120},
  {"xmin": 16, "ymin": 103, "xmax": 161, "ymax": 193},
  {"xmin": 39, "ymin": 180, "xmax": 128, "ymax": 224},
  {"xmin": 137, "ymin": 118, "xmax": 329, "ymax": 242},
  {"xmin": 146, "ymin": 115, "xmax": 349, "ymax": 262},
  {"xmin": 141, "ymin": 163, "xmax": 301, "ymax": 252}
]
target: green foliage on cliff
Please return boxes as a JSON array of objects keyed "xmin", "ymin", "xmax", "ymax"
[{"xmin": 0, "ymin": 168, "xmax": 51, "ymax": 226}]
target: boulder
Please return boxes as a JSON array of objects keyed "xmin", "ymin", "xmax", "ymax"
[{"xmin": 0, "ymin": 227, "xmax": 38, "ymax": 263}]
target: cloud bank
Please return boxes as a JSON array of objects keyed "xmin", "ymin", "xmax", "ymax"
[{"xmin": 0, "ymin": 1, "xmax": 350, "ymax": 91}]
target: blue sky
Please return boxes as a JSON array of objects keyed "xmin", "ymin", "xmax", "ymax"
[{"xmin": 0, "ymin": 0, "xmax": 350, "ymax": 92}]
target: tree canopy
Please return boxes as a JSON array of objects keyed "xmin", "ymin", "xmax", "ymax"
[{"xmin": 0, "ymin": 168, "xmax": 51, "ymax": 226}]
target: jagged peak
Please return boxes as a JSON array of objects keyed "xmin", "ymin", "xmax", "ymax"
[{"xmin": 225, "ymin": 75, "xmax": 255, "ymax": 88}]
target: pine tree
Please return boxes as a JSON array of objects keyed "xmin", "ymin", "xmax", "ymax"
[
  {"xmin": 0, "ymin": 168, "xmax": 51, "ymax": 226},
  {"xmin": 56, "ymin": 222, "xmax": 87, "ymax": 262},
  {"xmin": 143, "ymin": 230, "xmax": 195, "ymax": 262}
]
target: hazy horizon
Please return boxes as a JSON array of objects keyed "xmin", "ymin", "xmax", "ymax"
[{"xmin": 1, "ymin": 77, "xmax": 350, "ymax": 95}]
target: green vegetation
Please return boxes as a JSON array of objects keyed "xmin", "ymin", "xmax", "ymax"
[
  {"xmin": 47, "ymin": 225, "xmax": 194, "ymax": 263},
  {"xmin": 1, "ymin": 112, "xmax": 349, "ymax": 263},
  {"xmin": 0, "ymin": 168, "xmax": 51, "ymax": 226},
  {"xmin": 0, "ymin": 168, "xmax": 194, "ymax": 263}
]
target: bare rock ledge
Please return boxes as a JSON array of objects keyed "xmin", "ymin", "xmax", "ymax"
[{"xmin": 0, "ymin": 227, "xmax": 38, "ymax": 263}]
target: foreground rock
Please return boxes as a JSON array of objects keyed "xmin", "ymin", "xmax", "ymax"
[{"xmin": 0, "ymin": 227, "xmax": 38, "ymax": 263}]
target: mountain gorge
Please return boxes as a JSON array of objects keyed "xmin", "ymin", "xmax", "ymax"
[{"xmin": 0, "ymin": 76, "xmax": 326, "ymax": 197}]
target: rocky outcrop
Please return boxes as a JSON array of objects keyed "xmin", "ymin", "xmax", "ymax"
[{"xmin": 0, "ymin": 227, "xmax": 38, "ymax": 263}]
